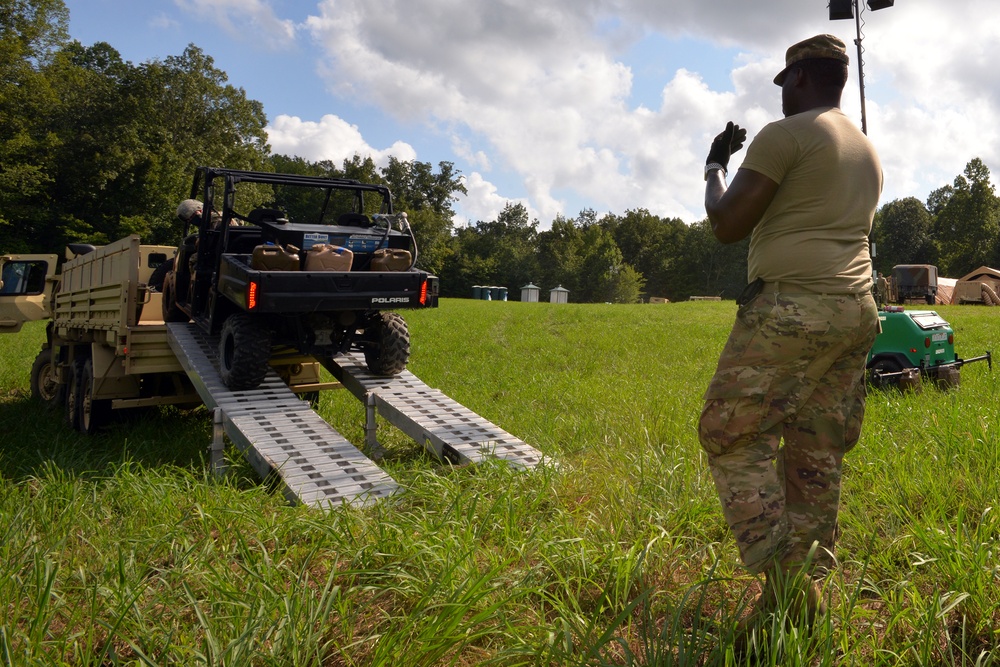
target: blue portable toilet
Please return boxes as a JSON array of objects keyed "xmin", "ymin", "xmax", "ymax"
[{"xmin": 472, "ymin": 285, "xmax": 483, "ymax": 300}]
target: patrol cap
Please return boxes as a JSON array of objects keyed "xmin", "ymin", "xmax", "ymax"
[
  {"xmin": 773, "ymin": 34, "xmax": 849, "ymax": 85},
  {"xmin": 176, "ymin": 198, "xmax": 202, "ymax": 222}
]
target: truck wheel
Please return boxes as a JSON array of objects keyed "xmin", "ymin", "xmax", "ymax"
[
  {"xmin": 79, "ymin": 358, "xmax": 111, "ymax": 434},
  {"xmin": 364, "ymin": 312, "xmax": 410, "ymax": 376},
  {"xmin": 30, "ymin": 348, "xmax": 63, "ymax": 408},
  {"xmin": 218, "ymin": 314, "xmax": 272, "ymax": 390},
  {"xmin": 65, "ymin": 356, "xmax": 85, "ymax": 430},
  {"xmin": 161, "ymin": 273, "xmax": 189, "ymax": 323}
]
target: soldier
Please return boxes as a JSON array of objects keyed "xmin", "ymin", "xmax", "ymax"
[{"xmin": 699, "ymin": 34, "xmax": 882, "ymax": 644}]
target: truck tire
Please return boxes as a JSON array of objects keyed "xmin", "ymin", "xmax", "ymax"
[
  {"xmin": 161, "ymin": 273, "xmax": 189, "ymax": 323},
  {"xmin": 79, "ymin": 358, "xmax": 111, "ymax": 434},
  {"xmin": 65, "ymin": 356, "xmax": 85, "ymax": 430},
  {"xmin": 364, "ymin": 312, "xmax": 410, "ymax": 376},
  {"xmin": 30, "ymin": 348, "xmax": 63, "ymax": 408},
  {"xmin": 218, "ymin": 314, "xmax": 272, "ymax": 390}
]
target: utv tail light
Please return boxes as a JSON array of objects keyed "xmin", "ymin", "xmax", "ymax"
[
  {"xmin": 948, "ymin": 334, "xmax": 954, "ymax": 344},
  {"xmin": 924, "ymin": 337, "xmax": 931, "ymax": 348},
  {"xmin": 248, "ymin": 281, "xmax": 259, "ymax": 310},
  {"xmin": 419, "ymin": 279, "xmax": 428, "ymax": 305}
]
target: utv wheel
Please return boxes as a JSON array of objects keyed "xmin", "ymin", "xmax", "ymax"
[
  {"xmin": 79, "ymin": 358, "xmax": 111, "ymax": 434},
  {"xmin": 364, "ymin": 312, "xmax": 410, "ymax": 376},
  {"xmin": 30, "ymin": 348, "xmax": 63, "ymax": 408},
  {"xmin": 161, "ymin": 272, "xmax": 189, "ymax": 323},
  {"xmin": 218, "ymin": 314, "xmax": 272, "ymax": 390}
]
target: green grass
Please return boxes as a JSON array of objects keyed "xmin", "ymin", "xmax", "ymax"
[{"xmin": 0, "ymin": 299, "xmax": 998, "ymax": 665}]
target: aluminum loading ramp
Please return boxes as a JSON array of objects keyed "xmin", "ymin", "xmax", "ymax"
[
  {"xmin": 323, "ymin": 353, "xmax": 543, "ymax": 470},
  {"xmin": 166, "ymin": 323, "xmax": 398, "ymax": 509}
]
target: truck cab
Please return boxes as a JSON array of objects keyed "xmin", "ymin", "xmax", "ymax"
[{"xmin": 0, "ymin": 252, "xmax": 59, "ymax": 333}]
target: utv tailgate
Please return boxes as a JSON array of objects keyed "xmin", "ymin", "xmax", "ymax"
[{"xmin": 217, "ymin": 254, "xmax": 438, "ymax": 312}]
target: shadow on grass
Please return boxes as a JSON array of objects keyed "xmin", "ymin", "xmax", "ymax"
[{"xmin": 0, "ymin": 392, "xmax": 213, "ymax": 481}]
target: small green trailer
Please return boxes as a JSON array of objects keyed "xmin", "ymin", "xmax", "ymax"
[{"xmin": 867, "ymin": 306, "xmax": 991, "ymax": 389}]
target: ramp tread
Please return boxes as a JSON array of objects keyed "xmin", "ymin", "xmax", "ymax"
[
  {"xmin": 166, "ymin": 323, "xmax": 398, "ymax": 508},
  {"xmin": 330, "ymin": 351, "xmax": 543, "ymax": 468}
]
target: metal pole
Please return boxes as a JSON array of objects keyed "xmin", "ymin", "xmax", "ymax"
[{"xmin": 853, "ymin": 0, "xmax": 868, "ymax": 135}]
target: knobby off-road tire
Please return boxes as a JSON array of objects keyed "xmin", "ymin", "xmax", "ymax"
[
  {"xmin": 218, "ymin": 314, "xmax": 272, "ymax": 390},
  {"xmin": 30, "ymin": 348, "xmax": 63, "ymax": 408},
  {"xmin": 364, "ymin": 312, "xmax": 410, "ymax": 377},
  {"xmin": 161, "ymin": 272, "xmax": 189, "ymax": 323},
  {"xmin": 79, "ymin": 358, "xmax": 111, "ymax": 434}
]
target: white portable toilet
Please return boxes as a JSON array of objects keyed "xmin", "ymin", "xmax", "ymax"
[
  {"xmin": 521, "ymin": 283, "xmax": 540, "ymax": 302},
  {"xmin": 549, "ymin": 285, "xmax": 569, "ymax": 304}
]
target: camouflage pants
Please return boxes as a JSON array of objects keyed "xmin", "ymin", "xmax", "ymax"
[{"xmin": 698, "ymin": 291, "xmax": 879, "ymax": 574}]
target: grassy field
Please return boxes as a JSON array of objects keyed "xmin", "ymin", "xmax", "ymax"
[{"xmin": 0, "ymin": 298, "xmax": 998, "ymax": 666}]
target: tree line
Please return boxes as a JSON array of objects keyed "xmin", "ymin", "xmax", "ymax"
[{"xmin": 2, "ymin": 1, "xmax": 996, "ymax": 303}]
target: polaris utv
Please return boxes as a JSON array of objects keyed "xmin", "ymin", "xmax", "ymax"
[{"xmin": 161, "ymin": 167, "xmax": 439, "ymax": 390}]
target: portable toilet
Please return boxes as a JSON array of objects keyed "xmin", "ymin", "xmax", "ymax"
[
  {"xmin": 521, "ymin": 283, "xmax": 540, "ymax": 302},
  {"xmin": 499, "ymin": 286, "xmax": 508, "ymax": 301},
  {"xmin": 472, "ymin": 285, "xmax": 483, "ymax": 300},
  {"xmin": 549, "ymin": 285, "xmax": 569, "ymax": 304}
]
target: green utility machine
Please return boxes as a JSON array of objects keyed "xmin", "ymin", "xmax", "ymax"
[{"xmin": 867, "ymin": 306, "xmax": 991, "ymax": 389}]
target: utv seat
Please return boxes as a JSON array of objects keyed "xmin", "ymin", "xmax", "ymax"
[{"xmin": 336, "ymin": 212, "xmax": 371, "ymax": 228}]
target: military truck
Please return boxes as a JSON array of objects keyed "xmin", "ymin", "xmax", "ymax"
[
  {"xmin": 889, "ymin": 264, "xmax": 938, "ymax": 305},
  {"xmin": 0, "ymin": 236, "xmax": 327, "ymax": 433},
  {"xmin": 161, "ymin": 167, "xmax": 439, "ymax": 391}
]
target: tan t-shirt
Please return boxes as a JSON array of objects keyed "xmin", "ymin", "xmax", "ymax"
[{"xmin": 740, "ymin": 107, "xmax": 882, "ymax": 293}]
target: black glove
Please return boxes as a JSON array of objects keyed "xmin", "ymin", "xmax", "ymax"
[{"xmin": 706, "ymin": 121, "xmax": 747, "ymax": 171}]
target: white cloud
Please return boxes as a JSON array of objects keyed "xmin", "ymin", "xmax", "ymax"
[
  {"xmin": 453, "ymin": 172, "xmax": 538, "ymax": 228},
  {"xmin": 173, "ymin": 0, "xmax": 296, "ymax": 50},
  {"xmin": 266, "ymin": 114, "xmax": 416, "ymax": 167},
  {"xmin": 149, "ymin": 12, "xmax": 179, "ymax": 31}
]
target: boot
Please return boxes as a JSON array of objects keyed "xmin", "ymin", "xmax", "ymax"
[{"xmin": 731, "ymin": 567, "xmax": 828, "ymax": 656}]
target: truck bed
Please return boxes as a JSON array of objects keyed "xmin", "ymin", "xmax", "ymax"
[{"xmin": 53, "ymin": 235, "xmax": 182, "ymax": 373}]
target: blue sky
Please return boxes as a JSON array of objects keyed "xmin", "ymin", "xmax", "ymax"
[{"xmin": 63, "ymin": 0, "xmax": 1000, "ymax": 229}]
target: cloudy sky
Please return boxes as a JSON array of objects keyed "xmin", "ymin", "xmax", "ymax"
[{"xmin": 64, "ymin": 0, "xmax": 1000, "ymax": 228}]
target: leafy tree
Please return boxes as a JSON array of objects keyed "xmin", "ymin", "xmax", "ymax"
[
  {"xmin": 672, "ymin": 219, "xmax": 749, "ymax": 300},
  {"xmin": 535, "ymin": 214, "xmax": 584, "ymax": 296},
  {"xmin": 607, "ymin": 263, "xmax": 646, "ymax": 304},
  {"xmin": 574, "ymin": 223, "xmax": 626, "ymax": 303},
  {"xmin": 871, "ymin": 197, "xmax": 935, "ymax": 275},
  {"xmin": 380, "ymin": 158, "xmax": 464, "ymax": 276},
  {"xmin": 933, "ymin": 158, "xmax": 1000, "ymax": 276},
  {"xmin": 382, "ymin": 157, "xmax": 465, "ymax": 217},
  {"xmin": 602, "ymin": 208, "xmax": 688, "ymax": 300},
  {"xmin": 135, "ymin": 44, "xmax": 270, "ymax": 243},
  {"xmin": 441, "ymin": 203, "xmax": 538, "ymax": 298},
  {"xmin": 0, "ymin": 0, "xmax": 67, "ymax": 251}
]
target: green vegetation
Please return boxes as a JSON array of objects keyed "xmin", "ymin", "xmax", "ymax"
[{"xmin": 1, "ymin": 299, "xmax": 997, "ymax": 665}]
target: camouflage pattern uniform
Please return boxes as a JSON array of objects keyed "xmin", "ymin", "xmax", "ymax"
[{"xmin": 698, "ymin": 288, "xmax": 878, "ymax": 573}]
